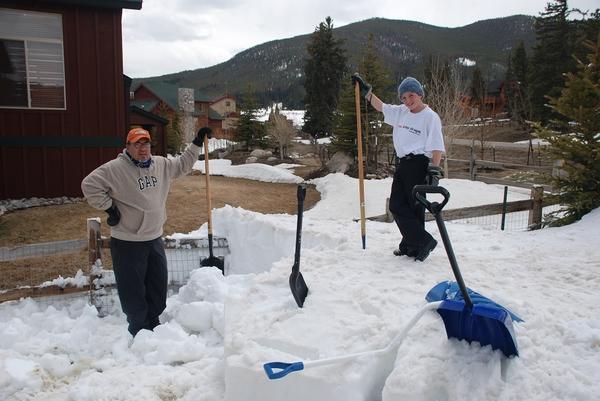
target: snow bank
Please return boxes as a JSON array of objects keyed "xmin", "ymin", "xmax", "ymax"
[
  {"xmin": 193, "ymin": 159, "xmax": 302, "ymax": 184},
  {"xmin": 2, "ymin": 175, "xmax": 599, "ymax": 401}
]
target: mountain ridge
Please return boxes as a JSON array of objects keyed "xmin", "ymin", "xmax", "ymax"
[{"xmin": 134, "ymin": 15, "xmax": 536, "ymax": 108}]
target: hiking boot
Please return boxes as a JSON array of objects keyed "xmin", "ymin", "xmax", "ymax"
[{"xmin": 415, "ymin": 238, "xmax": 437, "ymax": 262}]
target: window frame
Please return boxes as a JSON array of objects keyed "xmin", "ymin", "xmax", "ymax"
[{"xmin": 0, "ymin": 7, "xmax": 66, "ymax": 110}]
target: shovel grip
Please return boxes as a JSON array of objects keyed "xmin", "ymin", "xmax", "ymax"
[
  {"xmin": 263, "ymin": 361, "xmax": 304, "ymax": 380},
  {"xmin": 412, "ymin": 185, "xmax": 450, "ymax": 214}
]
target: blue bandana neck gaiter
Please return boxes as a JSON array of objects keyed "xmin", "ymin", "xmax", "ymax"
[{"xmin": 125, "ymin": 150, "xmax": 152, "ymax": 168}]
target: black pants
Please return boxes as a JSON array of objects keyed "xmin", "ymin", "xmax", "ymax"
[
  {"xmin": 389, "ymin": 154, "xmax": 434, "ymax": 251},
  {"xmin": 110, "ymin": 237, "xmax": 168, "ymax": 336}
]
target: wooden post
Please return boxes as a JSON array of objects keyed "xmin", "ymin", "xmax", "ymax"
[
  {"xmin": 528, "ymin": 186, "xmax": 544, "ymax": 230},
  {"xmin": 87, "ymin": 218, "xmax": 102, "ymax": 302},
  {"xmin": 469, "ymin": 142, "xmax": 477, "ymax": 181}
]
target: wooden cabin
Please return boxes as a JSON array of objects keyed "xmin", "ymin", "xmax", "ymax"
[{"xmin": 0, "ymin": 0, "xmax": 142, "ymax": 198}]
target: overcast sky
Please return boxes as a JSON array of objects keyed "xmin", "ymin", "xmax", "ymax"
[{"xmin": 122, "ymin": 0, "xmax": 598, "ymax": 78}]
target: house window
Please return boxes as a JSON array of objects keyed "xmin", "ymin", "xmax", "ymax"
[{"xmin": 0, "ymin": 8, "xmax": 65, "ymax": 109}]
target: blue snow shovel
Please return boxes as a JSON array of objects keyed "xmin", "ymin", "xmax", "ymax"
[{"xmin": 412, "ymin": 184, "xmax": 520, "ymax": 357}]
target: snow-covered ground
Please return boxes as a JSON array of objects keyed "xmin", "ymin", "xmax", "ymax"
[
  {"xmin": 1, "ymin": 171, "xmax": 599, "ymax": 401},
  {"xmin": 256, "ymin": 106, "xmax": 305, "ymax": 129}
]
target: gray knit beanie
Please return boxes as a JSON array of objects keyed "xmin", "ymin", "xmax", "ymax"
[{"xmin": 398, "ymin": 77, "xmax": 424, "ymax": 97}]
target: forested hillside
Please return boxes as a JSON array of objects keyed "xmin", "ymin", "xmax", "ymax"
[{"xmin": 134, "ymin": 15, "xmax": 535, "ymax": 107}]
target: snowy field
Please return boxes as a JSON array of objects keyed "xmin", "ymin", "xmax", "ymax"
[{"xmin": 1, "ymin": 167, "xmax": 599, "ymax": 401}]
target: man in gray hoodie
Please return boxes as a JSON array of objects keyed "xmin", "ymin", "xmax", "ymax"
[{"xmin": 82, "ymin": 126, "xmax": 211, "ymax": 336}]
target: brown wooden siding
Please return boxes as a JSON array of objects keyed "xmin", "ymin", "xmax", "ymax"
[{"xmin": 0, "ymin": 2, "xmax": 127, "ymax": 198}]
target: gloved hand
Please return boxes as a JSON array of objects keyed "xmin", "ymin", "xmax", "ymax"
[
  {"xmin": 105, "ymin": 204, "xmax": 121, "ymax": 226},
  {"xmin": 426, "ymin": 165, "xmax": 444, "ymax": 186},
  {"xmin": 351, "ymin": 73, "xmax": 372, "ymax": 99},
  {"xmin": 193, "ymin": 127, "xmax": 212, "ymax": 146}
]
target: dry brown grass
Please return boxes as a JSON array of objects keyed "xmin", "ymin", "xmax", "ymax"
[{"xmin": 0, "ymin": 172, "xmax": 321, "ymax": 293}]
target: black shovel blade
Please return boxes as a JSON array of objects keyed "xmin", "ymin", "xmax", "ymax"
[
  {"xmin": 437, "ymin": 299, "xmax": 519, "ymax": 357},
  {"xmin": 289, "ymin": 266, "xmax": 308, "ymax": 308},
  {"xmin": 200, "ymin": 256, "xmax": 224, "ymax": 273}
]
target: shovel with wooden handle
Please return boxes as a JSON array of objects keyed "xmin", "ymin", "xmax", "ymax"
[{"xmin": 199, "ymin": 133, "xmax": 226, "ymax": 274}]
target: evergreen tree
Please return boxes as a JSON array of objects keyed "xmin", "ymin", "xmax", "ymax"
[
  {"xmin": 570, "ymin": 8, "xmax": 600, "ymax": 65},
  {"xmin": 303, "ymin": 17, "xmax": 347, "ymax": 138},
  {"xmin": 235, "ymin": 85, "xmax": 266, "ymax": 150},
  {"xmin": 536, "ymin": 33, "xmax": 600, "ymax": 226},
  {"xmin": 331, "ymin": 34, "xmax": 392, "ymax": 169},
  {"xmin": 156, "ymin": 107, "xmax": 182, "ymax": 155},
  {"xmin": 470, "ymin": 66, "xmax": 486, "ymax": 114},
  {"xmin": 505, "ymin": 41, "xmax": 532, "ymax": 124},
  {"xmin": 529, "ymin": 0, "xmax": 572, "ymax": 123}
]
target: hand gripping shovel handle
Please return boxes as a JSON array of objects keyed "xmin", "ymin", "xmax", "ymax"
[
  {"xmin": 263, "ymin": 301, "xmax": 442, "ymax": 379},
  {"xmin": 412, "ymin": 185, "xmax": 472, "ymax": 308}
]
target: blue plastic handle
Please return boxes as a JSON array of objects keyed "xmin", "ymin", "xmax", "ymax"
[{"xmin": 263, "ymin": 361, "xmax": 304, "ymax": 379}]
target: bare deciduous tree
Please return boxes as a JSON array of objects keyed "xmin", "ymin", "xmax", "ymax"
[
  {"xmin": 424, "ymin": 57, "xmax": 470, "ymax": 176},
  {"xmin": 267, "ymin": 111, "xmax": 296, "ymax": 160}
]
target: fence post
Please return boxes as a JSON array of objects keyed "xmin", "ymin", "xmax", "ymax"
[
  {"xmin": 501, "ymin": 186, "xmax": 508, "ymax": 230},
  {"xmin": 528, "ymin": 186, "xmax": 544, "ymax": 230},
  {"xmin": 469, "ymin": 143, "xmax": 477, "ymax": 181},
  {"xmin": 87, "ymin": 218, "xmax": 102, "ymax": 302}
]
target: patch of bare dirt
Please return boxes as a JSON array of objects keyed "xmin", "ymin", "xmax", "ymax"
[
  {"xmin": 0, "ymin": 155, "xmax": 322, "ymax": 292},
  {"xmin": 0, "ymin": 175, "xmax": 320, "ymax": 247}
]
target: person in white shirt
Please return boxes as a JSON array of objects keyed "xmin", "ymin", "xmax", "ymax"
[{"xmin": 352, "ymin": 74, "xmax": 445, "ymax": 261}]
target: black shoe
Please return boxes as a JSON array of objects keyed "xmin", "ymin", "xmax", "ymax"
[
  {"xmin": 393, "ymin": 244, "xmax": 418, "ymax": 257},
  {"xmin": 415, "ymin": 238, "xmax": 437, "ymax": 262}
]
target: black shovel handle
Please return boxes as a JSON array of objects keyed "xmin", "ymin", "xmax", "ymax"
[
  {"xmin": 293, "ymin": 184, "xmax": 307, "ymax": 270},
  {"xmin": 412, "ymin": 185, "xmax": 473, "ymax": 309}
]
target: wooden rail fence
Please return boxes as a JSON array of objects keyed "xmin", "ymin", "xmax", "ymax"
[{"xmin": 2, "ymin": 187, "xmax": 558, "ymax": 303}]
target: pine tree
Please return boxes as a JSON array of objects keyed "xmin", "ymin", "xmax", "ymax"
[
  {"xmin": 470, "ymin": 66, "xmax": 486, "ymax": 113},
  {"xmin": 529, "ymin": 0, "xmax": 572, "ymax": 123},
  {"xmin": 536, "ymin": 33, "xmax": 600, "ymax": 226},
  {"xmin": 505, "ymin": 41, "xmax": 532, "ymax": 124},
  {"xmin": 235, "ymin": 84, "xmax": 266, "ymax": 150},
  {"xmin": 303, "ymin": 17, "xmax": 347, "ymax": 138},
  {"xmin": 331, "ymin": 34, "xmax": 392, "ymax": 169},
  {"xmin": 156, "ymin": 107, "xmax": 182, "ymax": 155}
]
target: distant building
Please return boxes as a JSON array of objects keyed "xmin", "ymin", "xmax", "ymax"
[
  {"xmin": 0, "ymin": 0, "xmax": 142, "ymax": 199},
  {"xmin": 130, "ymin": 82, "xmax": 238, "ymax": 142},
  {"xmin": 461, "ymin": 80, "xmax": 512, "ymax": 119}
]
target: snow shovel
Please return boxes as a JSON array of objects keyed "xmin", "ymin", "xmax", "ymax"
[
  {"xmin": 354, "ymin": 80, "xmax": 367, "ymax": 249},
  {"xmin": 263, "ymin": 301, "xmax": 442, "ymax": 379},
  {"xmin": 199, "ymin": 134, "xmax": 226, "ymax": 274},
  {"xmin": 412, "ymin": 184, "xmax": 519, "ymax": 357},
  {"xmin": 289, "ymin": 184, "xmax": 309, "ymax": 308}
]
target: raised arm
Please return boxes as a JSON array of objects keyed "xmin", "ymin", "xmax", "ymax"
[{"xmin": 351, "ymin": 72, "xmax": 383, "ymax": 112}]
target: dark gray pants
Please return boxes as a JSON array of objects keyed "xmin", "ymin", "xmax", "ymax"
[
  {"xmin": 389, "ymin": 154, "xmax": 434, "ymax": 252},
  {"xmin": 110, "ymin": 237, "xmax": 168, "ymax": 336}
]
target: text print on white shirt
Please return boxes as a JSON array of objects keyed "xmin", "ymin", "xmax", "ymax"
[{"xmin": 400, "ymin": 125, "xmax": 422, "ymax": 135}]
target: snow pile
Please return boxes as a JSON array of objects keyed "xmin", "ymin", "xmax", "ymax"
[
  {"xmin": 1, "ymin": 175, "xmax": 599, "ymax": 401},
  {"xmin": 0, "ymin": 267, "xmax": 225, "ymax": 400},
  {"xmin": 193, "ymin": 159, "xmax": 303, "ymax": 184}
]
